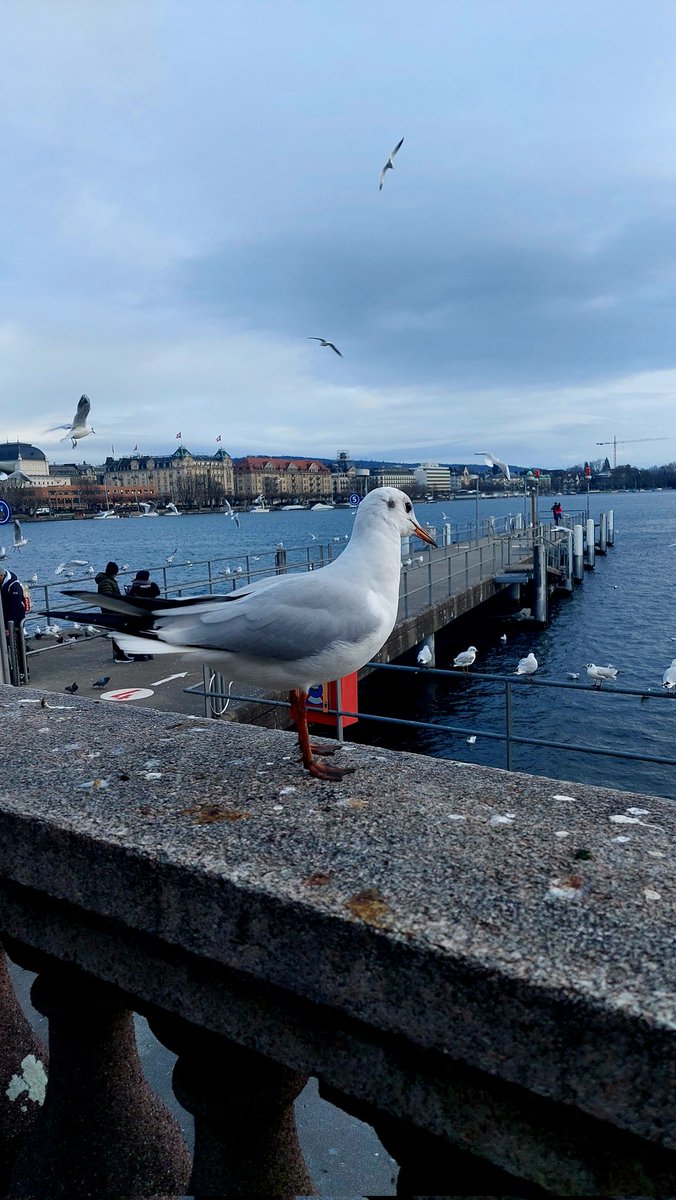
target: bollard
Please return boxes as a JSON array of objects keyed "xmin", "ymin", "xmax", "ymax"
[
  {"xmin": 573, "ymin": 524, "xmax": 584, "ymax": 582},
  {"xmin": 599, "ymin": 512, "xmax": 607, "ymax": 554},
  {"xmin": 585, "ymin": 518, "xmax": 595, "ymax": 569},
  {"xmin": 607, "ymin": 508, "xmax": 614, "ymax": 546},
  {"xmin": 561, "ymin": 527, "xmax": 574, "ymax": 592},
  {"xmin": 442, "ymin": 522, "xmax": 452, "ymax": 547},
  {"xmin": 275, "ymin": 544, "xmax": 287, "ymax": 575},
  {"xmin": 533, "ymin": 540, "xmax": 548, "ymax": 623}
]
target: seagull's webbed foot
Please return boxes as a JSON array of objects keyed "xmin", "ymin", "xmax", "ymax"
[
  {"xmin": 308, "ymin": 739, "xmax": 337, "ymax": 757},
  {"xmin": 289, "ymin": 688, "xmax": 352, "ymax": 781}
]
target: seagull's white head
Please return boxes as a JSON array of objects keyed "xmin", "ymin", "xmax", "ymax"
[{"xmin": 354, "ymin": 487, "xmax": 437, "ymax": 545}]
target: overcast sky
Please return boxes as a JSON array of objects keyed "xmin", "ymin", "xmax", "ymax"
[{"xmin": 2, "ymin": 0, "xmax": 676, "ymax": 467}]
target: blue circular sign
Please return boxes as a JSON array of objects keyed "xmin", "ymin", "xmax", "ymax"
[
  {"xmin": 0, "ymin": 500, "xmax": 11, "ymax": 525},
  {"xmin": 349, "ymin": 493, "xmax": 360, "ymax": 506}
]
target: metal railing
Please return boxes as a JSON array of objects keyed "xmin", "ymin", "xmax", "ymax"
[{"xmin": 186, "ymin": 661, "xmax": 676, "ymax": 783}]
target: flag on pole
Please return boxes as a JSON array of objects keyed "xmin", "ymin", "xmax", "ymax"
[
  {"xmin": 176, "ymin": 432, "xmax": 182, "ymax": 439},
  {"xmin": 216, "ymin": 434, "xmax": 222, "ymax": 443}
]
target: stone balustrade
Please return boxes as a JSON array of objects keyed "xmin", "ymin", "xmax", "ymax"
[{"xmin": 0, "ymin": 684, "xmax": 674, "ymax": 1197}]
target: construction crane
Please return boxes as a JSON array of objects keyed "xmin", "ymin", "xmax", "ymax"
[{"xmin": 595, "ymin": 435, "xmax": 667, "ymax": 470}]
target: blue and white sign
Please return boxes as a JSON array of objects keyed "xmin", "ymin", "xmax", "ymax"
[
  {"xmin": 349, "ymin": 493, "xmax": 360, "ymax": 506},
  {"xmin": 0, "ymin": 500, "xmax": 11, "ymax": 525}
]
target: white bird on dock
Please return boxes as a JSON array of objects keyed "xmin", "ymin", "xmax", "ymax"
[
  {"xmin": 453, "ymin": 646, "xmax": 477, "ymax": 671},
  {"xmin": 515, "ymin": 651, "xmax": 538, "ymax": 676},
  {"xmin": 467, "ymin": 735, "xmax": 477, "ymax": 745},
  {"xmin": 29, "ymin": 572, "xmax": 38, "ymax": 584},
  {"xmin": 585, "ymin": 663, "xmax": 618, "ymax": 688},
  {"xmin": 54, "ymin": 487, "xmax": 437, "ymax": 782},
  {"xmin": 499, "ymin": 633, "xmax": 507, "ymax": 644},
  {"xmin": 662, "ymin": 660, "xmax": 676, "ymax": 691},
  {"xmin": 416, "ymin": 645, "xmax": 432, "ymax": 667}
]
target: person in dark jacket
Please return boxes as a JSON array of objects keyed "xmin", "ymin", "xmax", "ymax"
[
  {"xmin": 127, "ymin": 569, "xmax": 160, "ymax": 600},
  {"xmin": 0, "ymin": 566, "xmax": 28, "ymax": 683},
  {"xmin": 95, "ymin": 561, "xmax": 132, "ymax": 663},
  {"xmin": 0, "ymin": 566, "xmax": 25, "ymax": 632}
]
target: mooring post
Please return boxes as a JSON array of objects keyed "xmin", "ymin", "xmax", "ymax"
[
  {"xmin": 607, "ymin": 508, "xmax": 614, "ymax": 546},
  {"xmin": 562, "ymin": 527, "xmax": 574, "ymax": 592},
  {"xmin": 585, "ymin": 518, "xmax": 595, "ymax": 569},
  {"xmin": 533, "ymin": 539, "xmax": 548, "ymax": 623},
  {"xmin": 442, "ymin": 522, "xmax": 452, "ymax": 547},
  {"xmin": 599, "ymin": 512, "xmax": 608, "ymax": 554},
  {"xmin": 572, "ymin": 523, "xmax": 584, "ymax": 582}
]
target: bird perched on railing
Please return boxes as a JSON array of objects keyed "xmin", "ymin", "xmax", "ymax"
[
  {"xmin": 514, "ymin": 651, "xmax": 538, "ymax": 677},
  {"xmin": 585, "ymin": 663, "xmax": 618, "ymax": 688},
  {"xmin": 47, "ymin": 487, "xmax": 437, "ymax": 782},
  {"xmin": 453, "ymin": 646, "xmax": 477, "ymax": 672},
  {"xmin": 662, "ymin": 660, "xmax": 676, "ymax": 692}
]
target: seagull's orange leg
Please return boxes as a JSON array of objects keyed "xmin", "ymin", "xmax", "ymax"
[{"xmin": 288, "ymin": 689, "xmax": 355, "ymax": 781}]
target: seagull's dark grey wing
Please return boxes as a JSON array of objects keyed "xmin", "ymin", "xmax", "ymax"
[
  {"xmin": 391, "ymin": 136, "xmax": 404, "ymax": 157},
  {"xmin": 75, "ymin": 394, "xmax": 91, "ymax": 422},
  {"xmin": 327, "ymin": 342, "xmax": 342, "ymax": 356}
]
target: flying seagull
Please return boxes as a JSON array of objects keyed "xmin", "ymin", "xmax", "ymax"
[
  {"xmin": 586, "ymin": 663, "xmax": 618, "ymax": 688},
  {"xmin": 52, "ymin": 488, "xmax": 437, "ymax": 782},
  {"xmin": 475, "ymin": 451, "xmax": 511, "ymax": 481},
  {"xmin": 48, "ymin": 394, "xmax": 95, "ymax": 448},
  {"xmin": 223, "ymin": 499, "xmax": 240, "ymax": 528},
  {"xmin": 12, "ymin": 520, "xmax": 28, "ymax": 550},
  {"xmin": 308, "ymin": 338, "xmax": 342, "ymax": 357},
  {"xmin": 379, "ymin": 136, "xmax": 404, "ymax": 190}
]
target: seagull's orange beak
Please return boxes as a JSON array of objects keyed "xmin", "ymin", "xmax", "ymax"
[{"xmin": 412, "ymin": 521, "xmax": 437, "ymax": 547}]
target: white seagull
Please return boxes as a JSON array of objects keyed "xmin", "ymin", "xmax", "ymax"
[
  {"xmin": 515, "ymin": 651, "xmax": 538, "ymax": 676},
  {"xmin": 54, "ymin": 559, "xmax": 89, "ymax": 575},
  {"xmin": 453, "ymin": 646, "xmax": 477, "ymax": 672},
  {"xmin": 662, "ymin": 659, "xmax": 676, "ymax": 691},
  {"xmin": 308, "ymin": 338, "xmax": 342, "ymax": 357},
  {"xmin": 56, "ymin": 487, "xmax": 437, "ymax": 781},
  {"xmin": 12, "ymin": 519, "xmax": 28, "ymax": 550},
  {"xmin": 416, "ymin": 645, "xmax": 432, "ymax": 667},
  {"xmin": 48, "ymin": 393, "xmax": 95, "ymax": 448},
  {"xmin": 566, "ymin": 672, "xmax": 580, "ymax": 680},
  {"xmin": 223, "ymin": 499, "xmax": 240, "ymax": 528},
  {"xmin": 475, "ymin": 451, "xmax": 511, "ymax": 481},
  {"xmin": 0, "ymin": 546, "xmax": 7, "ymax": 560},
  {"xmin": 379, "ymin": 136, "xmax": 404, "ymax": 190},
  {"xmin": 585, "ymin": 663, "xmax": 618, "ymax": 688}
]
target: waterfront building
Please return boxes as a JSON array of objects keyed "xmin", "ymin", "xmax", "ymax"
[
  {"xmin": 234, "ymin": 457, "xmax": 333, "ymax": 503},
  {"xmin": 369, "ymin": 466, "xmax": 417, "ymax": 492},
  {"xmin": 414, "ymin": 463, "xmax": 452, "ymax": 497},
  {"xmin": 102, "ymin": 446, "xmax": 235, "ymax": 507},
  {"xmin": 0, "ymin": 442, "xmax": 70, "ymax": 488}
]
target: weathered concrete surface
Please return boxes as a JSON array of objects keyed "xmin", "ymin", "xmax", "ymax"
[{"xmin": 0, "ymin": 684, "xmax": 674, "ymax": 1193}]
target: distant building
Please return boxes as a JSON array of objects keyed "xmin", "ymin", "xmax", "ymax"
[
  {"xmin": 102, "ymin": 446, "xmax": 234, "ymax": 506},
  {"xmin": 0, "ymin": 441, "xmax": 70, "ymax": 488},
  {"xmin": 413, "ymin": 463, "xmax": 451, "ymax": 497},
  {"xmin": 370, "ymin": 466, "xmax": 417, "ymax": 493},
  {"xmin": 234, "ymin": 457, "xmax": 333, "ymax": 502}
]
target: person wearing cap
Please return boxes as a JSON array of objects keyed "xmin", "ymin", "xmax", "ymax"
[
  {"xmin": 95, "ymin": 561, "xmax": 132, "ymax": 663},
  {"xmin": 127, "ymin": 569, "xmax": 161, "ymax": 600}
]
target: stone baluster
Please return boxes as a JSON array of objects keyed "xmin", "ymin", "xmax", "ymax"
[
  {"xmin": 148, "ymin": 1011, "xmax": 313, "ymax": 1199},
  {"xmin": 0, "ymin": 948, "xmax": 48, "ymax": 1193},
  {"xmin": 6, "ymin": 950, "xmax": 191, "ymax": 1199}
]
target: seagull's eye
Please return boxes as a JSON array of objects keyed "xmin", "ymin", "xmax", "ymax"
[
  {"xmin": 387, "ymin": 498, "xmax": 395, "ymax": 509},
  {"xmin": 405, "ymin": 501, "xmax": 412, "ymax": 513}
]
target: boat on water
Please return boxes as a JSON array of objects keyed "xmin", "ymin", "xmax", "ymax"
[
  {"xmin": 138, "ymin": 501, "xmax": 159, "ymax": 517},
  {"xmin": 93, "ymin": 509, "xmax": 119, "ymax": 520},
  {"xmin": 280, "ymin": 503, "xmax": 306, "ymax": 511},
  {"xmin": 163, "ymin": 502, "xmax": 182, "ymax": 516},
  {"xmin": 310, "ymin": 502, "xmax": 335, "ymax": 510}
]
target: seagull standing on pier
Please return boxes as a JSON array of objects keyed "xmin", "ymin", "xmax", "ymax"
[
  {"xmin": 453, "ymin": 646, "xmax": 477, "ymax": 672},
  {"xmin": 52, "ymin": 488, "xmax": 437, "ymax": 781},
  {"xmin": 662, "ymin": 660, "xmax": 676, "ymax": 691}
]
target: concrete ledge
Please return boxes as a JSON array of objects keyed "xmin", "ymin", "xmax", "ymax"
[{"xmin": 0, "ymin": 685, "xmax": 674, "ymax": 1189}]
